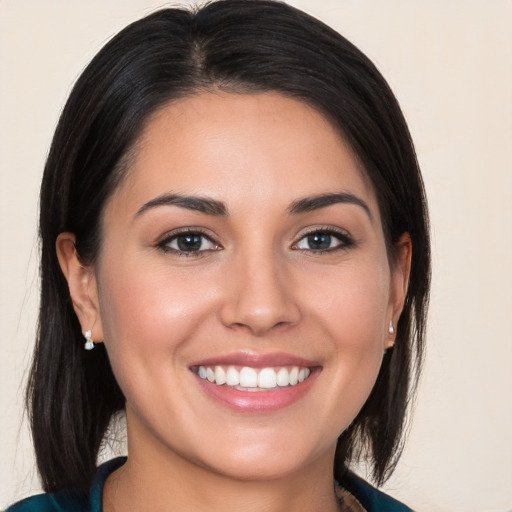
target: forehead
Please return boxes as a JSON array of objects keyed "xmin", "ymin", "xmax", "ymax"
[{"xmin": 110, "ymin": 91, "xmax": 378, "ymax": 218}]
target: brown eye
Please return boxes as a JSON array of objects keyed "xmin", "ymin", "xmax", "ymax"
[
  {"xmin": 294, "ymin": 230, "xmax": 353, "ymax": 252},
  {"xmin": 175, "ymin": 234, "xmax": 204, "ymax": 252},
  {"xmin": 160, "ymin": 231, "xmax": 219, "ymax": 254},
  {"xmin": 304, "ymin": 233, "xmax": 333, "ymax": 250}
]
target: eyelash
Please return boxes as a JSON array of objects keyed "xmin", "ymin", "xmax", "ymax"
[
  {"xmin": 156, "ymin": 228, "xmax": 220, "ymax": 257},
  {"xmin": 156, "ymin": 227, "xmax": 354, "ymax": 257},
  {"xmin": 292, "ymin": 228, "xmax": 354, "ymax": 253}
]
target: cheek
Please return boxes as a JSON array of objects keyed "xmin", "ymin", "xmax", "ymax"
[
  {"xmin": 302, "ymin": 259, "xmax": 391, "ymax": 349},
  {"xmin": 301, "ymin": 260, "xmax": 390, "ymax": 418},
  {"xmin": 95, "ymin": 256, "xmax": 216, "ymax": 385}
]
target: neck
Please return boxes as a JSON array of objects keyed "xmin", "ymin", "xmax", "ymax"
[{"xmin": 103, "ymin": 414, "xmax": 341, "ymax": 512}]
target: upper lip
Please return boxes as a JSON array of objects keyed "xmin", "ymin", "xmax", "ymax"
[{"xmin": 190, "ymin": 351, "xmax": 320, "ymax": 369}]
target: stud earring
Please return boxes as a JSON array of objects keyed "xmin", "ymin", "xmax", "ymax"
[
  {"xmin": 84, "ymin": 329, "xmax": 95, "ymax": 351},
  {"xmin": 388, "ymin": 320, "xmax": 394, "ymax": 335}
]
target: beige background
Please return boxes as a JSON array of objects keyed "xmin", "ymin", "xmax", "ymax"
[{"xmin": 1, "ymin": 1, "xmax": 511, "ymax": 510}]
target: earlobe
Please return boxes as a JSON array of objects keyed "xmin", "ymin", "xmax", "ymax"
[{"xmin": 56, "ymin": 233, "xmax": 104, "ymax": 344}]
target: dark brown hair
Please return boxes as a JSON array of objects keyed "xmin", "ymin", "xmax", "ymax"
[{"xmin": 28, "ymin": 0, "xmax": 430, "ymax": 493}]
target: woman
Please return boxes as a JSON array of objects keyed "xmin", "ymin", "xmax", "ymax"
[{"xmin": 7, "ymin": 0, "xmax": 430, "ymax": 510}]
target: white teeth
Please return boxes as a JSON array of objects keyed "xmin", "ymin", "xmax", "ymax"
[
  {"xmin": 196, "ymin": 365, "xmax": 312, "ymax": 389},
  {"xmin": 206, "ymin": 367, "xmax": 215, "ymax": 382},
  {"xmin": 298, "ymin": 368, "xmax": 311, "ymax": 382},
  {"xmin": 277, "ymin": 367, "xmax": 290, "ymax": 386},
  {"xmin": 258, "ymin": 368, "xmax": 277, "ymax": 388},
  {"xmin": 226, "ymin": 366, "xmax": 240, "ymax": 386},
  {"xmin": 289, "ymin": 367, "xmax": 299, "ymax": 385},
  {"xmin": 214, "ymin": 366, "xmax": 226, "ymax": 385},
  {"xmin": 239, "ymin": 367, "xmax": 258, "ymax": 387}
]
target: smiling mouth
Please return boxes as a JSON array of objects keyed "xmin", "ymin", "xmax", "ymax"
[{"xmin": 193, "ymin": 365, "xmax": 312, "ymax": 391}]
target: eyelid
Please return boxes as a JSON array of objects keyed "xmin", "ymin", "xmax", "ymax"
[
  {"xmin": 156, "ymin": 227, "xmax": 222, "ymax": 255},
  {"xmin": 154, "ymin": 225, "xmax": 354, "ymax": 255},
  {"xmin": 291, "ymin": 226, "xmax": 354, "ymax": 252}
]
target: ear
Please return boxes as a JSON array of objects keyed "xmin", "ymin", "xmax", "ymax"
[
  {"xmin": 385, "ymin": 233, "xmax": 412, "ymax": 349},
  {"xmin": 56, "ymin": 233, "xmax": 104, "ymax": 343}
]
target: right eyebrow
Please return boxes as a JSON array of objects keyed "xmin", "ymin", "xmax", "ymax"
[{"xmin": 135, "ymin": 193, "xmax": 228, "ymax": 218}]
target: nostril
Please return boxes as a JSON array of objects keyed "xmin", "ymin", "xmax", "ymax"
[{"xmin": 217, "ymin": 261, "xmax": 301, "ymax": 335}]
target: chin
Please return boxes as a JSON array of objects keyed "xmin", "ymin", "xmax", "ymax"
[
  {"xmin": 202, "ymin": 450, "xmax": 314, "ymax": 482},
  {"xmin": 187, "ymin": 428, "xmax": 334, "ymax": 482}
]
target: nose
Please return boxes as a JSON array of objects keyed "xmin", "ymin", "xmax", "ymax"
[{"xmin": 219, "ymin": 249, "xmax": 301, "ymax": 336}]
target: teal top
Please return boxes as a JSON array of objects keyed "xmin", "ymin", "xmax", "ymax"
[{"xmin": 5, "ymin": 457, "xmax": 413, "ymax": 512}]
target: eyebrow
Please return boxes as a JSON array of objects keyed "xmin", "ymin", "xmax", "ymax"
[
  {"xmin": 135, "ymin": 191, "xmax": 371, "ymax": 220},
  {"xmin": 136, "ymin": 193, "xmax": 228, "ymax": 217},
  {"xmin": 287, "ymin": 192, "xmax": 372, "ymax": 220}
]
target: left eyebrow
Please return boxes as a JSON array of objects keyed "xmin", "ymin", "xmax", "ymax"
[{"xmin": 287, "ymin": 192, "xmax": 372, "ymax": 220}]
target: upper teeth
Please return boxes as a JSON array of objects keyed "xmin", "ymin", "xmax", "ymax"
[{"xmin": 197, "ymin": 365, "xmax": 311, "ymax": 389}]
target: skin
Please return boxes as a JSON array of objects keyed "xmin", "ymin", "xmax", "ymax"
[{"xmin": 57, "ymin": 92, "xmax": 411, "ymax": 512}]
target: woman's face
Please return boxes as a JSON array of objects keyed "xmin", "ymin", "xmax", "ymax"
[{"xmin": 78, "ymin": 92, "xmax": 408, "ymax": 480}]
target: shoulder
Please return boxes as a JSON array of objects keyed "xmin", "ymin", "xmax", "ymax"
[
  {"xmin": 4, "ymin": 491, "xmax": 89, "ymax": 512},
  {"xmin": 340, "ymin": 471, "xmax": 414, "ymax": 512},
  {"xmin": 4, "ymin": 457, "xmax": 127, "ymax": 512}
]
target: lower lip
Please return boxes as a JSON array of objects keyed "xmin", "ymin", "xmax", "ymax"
[{"xmin": 194, "ymin": 370, "xmax": 319, "ymax": 413}]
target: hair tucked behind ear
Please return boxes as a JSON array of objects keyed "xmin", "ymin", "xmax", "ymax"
[{"xmin": 29, "ymin": 0, "xmax": 430, "ymax": 492}]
